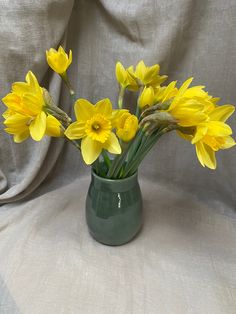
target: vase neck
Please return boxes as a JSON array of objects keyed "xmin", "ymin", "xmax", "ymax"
[{"xmin": 91, "ymin": 171, "xmax": 139, "ymax": 192}]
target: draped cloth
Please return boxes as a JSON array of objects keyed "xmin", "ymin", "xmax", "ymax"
[{"xmin": 0, "ymin": 1, "xmax": 236, "ymax": 313}]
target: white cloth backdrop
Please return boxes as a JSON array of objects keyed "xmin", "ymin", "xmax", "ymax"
[{"xmin": 0, "ymin": 0, "xmax": 236, "ymax": 313}]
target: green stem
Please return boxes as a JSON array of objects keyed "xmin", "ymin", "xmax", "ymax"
[
  {"xmin": 92, "ymin": 158, "xmax": 100, "ymax": 175},
  {"xmin": 118, "ymin": 86, "xmax": 125, "ymax": 109},
  {"xmin": 66, "ymin": 137, "xmax": 81, "ymax": 151},
  {"xmin": 46, "ymin": 107, "xmax": 72, "ymax": 127},
  {"xmin": 123, "ymin": 133, "xmax": 161, "ymax": 177},
  {"xmin": 102, "ymin": 150, "xmax": 111, "ymax": 169},
  {"xmin": 60, "ymin": 72, "xmax": 76, "ymax": 103},
  {"xmin": 123, "ymin": 125, "xmax": 177, "ymax": 177},
  {"xmin": 107, "ymin": 142, "xmax": 131, "ymax": 179},
  {"xmin": 135, "ymin": 106, "xmax": 140, "ymax": 118},
  {"xmin": 135, "ymin": 86, "xmax": 144, "ymax": 118},
  {"xmin": 125, "ymin": 129, "xmax": 143, "ymax": 166}
]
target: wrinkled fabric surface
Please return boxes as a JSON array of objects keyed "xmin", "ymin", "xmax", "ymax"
[{"xmin": 0, "ymin": 0, "xmax": 236, "ymax": 313}]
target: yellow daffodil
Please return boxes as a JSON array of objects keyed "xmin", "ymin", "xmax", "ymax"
[
  {"xmin": 128, "ymin": 60, "xmax": 167, "ymax": 87},
  {"xmin": 115, "ymin": 62, "xmax": 139, "ymax": 91},
  {"xmin": 192, "ymin": 105, "xmax": 235, "ymax": 169},
  {"xmin": 46, "ymin": 46, "xmax": 72, "ymax": 75},
  {"xmin": 64, "ymin": 98, "xmax": 121, "ymax": 164},
  {"xmin": 178, "ymin": 104, "xmax": 235, "ymax": 169},
  {"xmin": 116, "ymin": 112, "xmax": 138, "ymax": 142},
  {"xmin": 165, "ymin": 78, "xmax": 210, "ymax": 127},
  {"xmin": 112, "ymin": 109, "xmax": 129, "ymax": 125},
  {"xmin": 2, "ymin": 71, "xmax": 62, "ymax": 142},
  {"xmin": 45, "ymin": 115, "xmax": 62, "ymax": 137},
  {"xmin": 139, "ymin": 86, "xmax": 155, "ymax": 109},
  {"xmin": 154, "ymin": 81, "xmax": 178, "ymax": 104},
  {"xmin": 139, "ymin": 82, "xmax": 178, "ymax": 110}
]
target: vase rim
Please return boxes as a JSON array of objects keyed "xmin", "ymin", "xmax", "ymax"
[{"xmin": 91, "ymin": 169, "xmax": 138, "ymax": 183}]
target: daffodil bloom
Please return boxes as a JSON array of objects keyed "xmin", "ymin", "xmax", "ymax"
[
  {"xmin": 128, "ymin": 60, "xmax": 167, "ymax": 87},
  {"xmin": 165, "ymin": 78, "xmax": 211, "ymax": 127},
  {"xmin": 139, "ymin": 82, "xmax": 178, "ymax": 110},
  {"xmin": 178, "ymin": 104, "xmax": 235, "ymax": 169},
  {"xmin": 45, "ymin": 115, "xmax": 62, "ymax": 137},
  {"xmin": 115, "ymin": 62, "xmax": 139, "ymax": 91},
  {"xmin": 116, "ymin": 112, "xmax": 138, "ymax": 142},
  {"xmin": 46, "ymin": 46, "xmax": 72, "ymax": 75},
  {"xmin": 192, "ymin": 105, "xmax": 235, "ymax": 169},
  {"xmin": 112, "ymin": 109, "xmax": 129, "ymax": 125},
  {"xmin": 2, "ymin": 71, "xmax": 62, "ymax": 142},
  {"xmin": 194, "ymin": 124, "xmax": 235, "ymax": 169},
  {"xmin": 64, "ymin": 98, "xmax": 121, "ymax": 164},
  {"xmin": 139, "ymin": 86, "xmax": 155, "ymax": 109},
  {"xmin": 154, "ymin": 81, "xmax": 178, "ymax": 104}
]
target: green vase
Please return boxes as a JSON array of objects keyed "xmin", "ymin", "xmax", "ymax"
[{"xmin": 86, "ymin": 170, "xmax": 143, "ymax": 246}]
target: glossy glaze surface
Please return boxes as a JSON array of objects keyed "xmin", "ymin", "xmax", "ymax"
[{"xmin": 86, "ymin": 171, "xmax": 143, "ymax": 246}]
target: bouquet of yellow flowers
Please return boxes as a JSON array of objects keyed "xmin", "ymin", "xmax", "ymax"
[{"xmin": 2, "ymin": 46, "xmax": 235, "ymax": 178}]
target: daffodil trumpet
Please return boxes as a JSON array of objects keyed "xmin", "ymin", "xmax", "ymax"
[{"xmin": 1, "ymin": 53, "xmax": 235, "ymax": 178}]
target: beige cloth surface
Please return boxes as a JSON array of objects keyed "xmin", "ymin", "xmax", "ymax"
[{"xmin": 0, "ymin": 0, "xmax": 236, "ymax": 313}]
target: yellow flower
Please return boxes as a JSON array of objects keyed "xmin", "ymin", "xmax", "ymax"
[
  {"xmin": 139, "ymin": 81, "xmax": 178, "ymax": 110},
  {"xmin": 46, "ymin": 46, "xmax": 72, "ymax": 74},
  {"xmin": 116, "ymin": 112, "xmax": 138, "ymax": 142},
  {"xmin": 166, "ymin": 78, "xmax": 210, "ymax": 127},
  {"xmin": 192, "ymin": 105, "xmax": 235, "ymax": 169},
  {"xmin": 154, "ymin": 81, "xmax": 178, "ymax": 103},
  {"xmin": 2, "ymin": 71, "xmax": 62, "ymax": 142},
  {"xmin": 64, "ymin": 98, "xmax": 121, "ymax": 164},
  {"xmin": 112, "ymin": 109, "xmax": 129, "ymax": 127},
  {"xmin": 178, "ymin": 104, "xmax": 235, "ymax": 169},
  {"xmin": 139, "ymin": 87, "xmax": 155, "ymax": 109},
  {"xmin": 115, "ymin": 62, "xmax": 139, "ymax": 91},
  {"xmin": 129, "ymin": 60, "xmax": 167, "ymax": 87},
  {"xmin": 45, "ymin": 115, "xmax": 62, "ymax": 137}
]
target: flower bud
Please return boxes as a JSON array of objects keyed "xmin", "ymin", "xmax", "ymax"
[
  {"xmin": 116, "ymin": 112, "xmax": 138, "ymax": 142},
  {"xmin": 46, "ymin": 46, "xmax": 72, "ymax": 74},
  {"xmin": 139, "ymin": 86, "xmax": 155, "ymax": 109}
]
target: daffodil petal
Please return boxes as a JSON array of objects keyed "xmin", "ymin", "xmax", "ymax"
[
  {"xmin": 26, "ymin": 71, "xmax": 41, "ymax": 92},
  {"xmin": 57, "ymin": 53, "xmax": 68, "ymax": 73},
  {"xmin": 191, "ymin": 125, "xmax": 208, "ymax": 144},
  {"xmin": 208, "ymin": 105, "xmax": 235, "ymax": 122},
  {"xmin": 177, "ymin": 77, "xmax": 194, "ymax": 97},
  {"xmin": 135, "ymin": 60, "xmax": 146, "ymax": 80},
  {"xmin": 2, "ymin": 93, "xmax": 21, "ymax": 109},
  {"xmin": 115, "ymin": 62, "xmax": 127, "ymax": 86},
  {"xmin": 95, "ymin": 98, "xmax": 113, "ymax": 117},
  {"xmin": 195, "ymin": 142, "xmax": 216, "ymax": 169},
  {"xmin": 46, "ymin": 115, "xmax": 62, "ymax": 137},
  {"xmin": 22, "ymin": 93, "xmax": 43, "ymax": 114},
  {"xmin": 29, "ymin": 111, "xmax": 47, "ymax": 141},
  {"xmin": 220, "ymin": 136, "xmax": 236, "ymax": 149},
  {"xmin": 81, "ymin": 137, "xmax": 102, "ymax": 165},
  {"xmin": 12, "ymin": 82, "xmax": 30, "ymax": 95},
  {"xmin": 139, "ymin": 86, "xmax": 155, "ymax": 108},
  {"xmin": 207, "ymin": 121, "xmax": 232, "ymax": 137},
  {"xmin": 14, "ymin": 130, "xmax": 30, "ymax": 143},
  {"xmin": 103, "ymin": 133, "xmax": 121, "ymax": 154},
  {"xmin": 74, "ymin": 99, "xmax": 95, "ymax": 121},
  {"xmin": 143, "ymin": 64, "xmax": 159, "ymax": 84},
  {"xmin": 64, "ymin": 121, "xmax": 85, "ymax": 139},
  {"xmin": 4, "ymin": 113, "xmax": 29, "ymax": 126}
]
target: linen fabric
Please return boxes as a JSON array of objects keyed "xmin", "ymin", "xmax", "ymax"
[{"xmin": 0, "ymin": 0, "xmax": 236, "ymax": 313}]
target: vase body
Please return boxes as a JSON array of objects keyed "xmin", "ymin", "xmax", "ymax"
[{"xmin": 86, "ymin": 171, "xmax": 143, "ymax": 246}]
